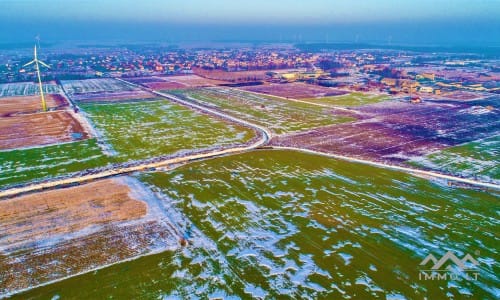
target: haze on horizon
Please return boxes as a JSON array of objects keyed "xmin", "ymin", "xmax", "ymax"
[{"xmin": 1, "ymin": 0, "xmax": 499, "ymax": 46}]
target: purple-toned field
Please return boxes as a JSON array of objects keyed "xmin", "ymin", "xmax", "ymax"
[
  {"xmin": 144, "ymin": 81, "xmax": 187, "ymax": 90},
  {"xmin": 70, "ymin": 90, "xmax": 157, "ymax": 102},
  {"xmin": 121, "ymin": 76, "xmax": 188, "ymax": 90},
  {"xmin": 165, "ymin": 75, "xmax": 228, "ymax": 87},
  {"xmin": 124, "ymin": 76, "xmax": 224, "ymax": 90},
  {"xmin": 240, "ymin": 82, "xmax": 348, "ymax": 99},
  {"xmin": 272, "ymin": 99, "xmax": 500, "ymax": 164},
  {"xmin": 123, "ymin": 76, "xmax": 169, "ymax": 84},
  {"xmin": 193, "ymin": 68, "xmax": 269, "ymax": 82},
  {"xmin": 439, "ymin": 91, "xmax": 490, "ymax": 101}
]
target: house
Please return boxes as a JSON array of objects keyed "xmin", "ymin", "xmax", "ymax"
[
  {"xmin": 419, "ymin": 86, "xmax": 434, "ymax": 93},
  {"xmin": 280, "ymin": 72, "xmax": 299, "ymax": 81},
  {"xmin": 418, "ymin": 73, "xmax": 435, "ymax": 81},
  {"xmin": 411, "ymin": 96, "xmax": 422, "ymax": 104},
  {"xmin": 401, "ymin": 80, "xmax": 419, "ymax": 93},
  {"xmin": 381, "ymin": 78, "xmax": 397, "ymax": 87}
]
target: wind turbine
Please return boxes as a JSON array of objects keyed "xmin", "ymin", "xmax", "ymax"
[{"xmin": 23, "ymin": 42, "xmax": 50, "ymax": 112}]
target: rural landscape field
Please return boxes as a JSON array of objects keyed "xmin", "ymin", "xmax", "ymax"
[
  {"xmin": 0, "ymin": 0, "xmax": 499, "ymax": 299},
  {"xmin": 1, "ymin": 68, "xmax": 498, "ymax": 299},
  {"xmin": 7, "ymin": 150, "xmax": 498, "ymax": 299}
]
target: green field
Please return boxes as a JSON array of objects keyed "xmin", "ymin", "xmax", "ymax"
[
  {"xmin": 0, "ymin": 82, "xmax": 61, "ymax": 96},
  {"xmin": 410, "ymin": 135, "xmax": 500, "ymax": 182},
  {"xmin": 0, "ymin": 96, "xmax": 255, "ymax": 189},
  {"xmin": 302, "ymin": 92, "xmax": 389, "ymax": 107},
  {"xmin": 18, "ymin": 150, "xmax": 499, "ymax": 299},
  {"xmin": 0, "ymin": 139, "xmax": 109, "ymax": 188},
  {"xmin": 169, "ymin": 88, "xmax": 355, "ymax": 134},
  {"xmin": 79, "ymin": 99, "xmax": 255, "ymax": 161}
]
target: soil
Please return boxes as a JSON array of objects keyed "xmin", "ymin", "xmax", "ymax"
[
  {"xmin": 0, "ymin": 110, "xmax": 90, "ymax": 150},
  {"xmin": 0, "ymin": 94, "xmax": 68, "ymax": 117}
]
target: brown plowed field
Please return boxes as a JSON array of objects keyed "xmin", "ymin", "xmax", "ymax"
[
  {"xmin": 0, "ymin": 177, "xmax": 178, "ymax": 296},
  {"xmin": 0, "ymin": 94, "xmax": 68, "ymax": 117},
  {"xmin": 0, "ymin": 220, "xmax": 171, "ymax": 296},
  {"xmin": 0, "ymin": 178, "xmax": 146, "ymax": 251},
  {"xmin": 0, "ymin": 111, "xmax": 89, "ymax": 150}
]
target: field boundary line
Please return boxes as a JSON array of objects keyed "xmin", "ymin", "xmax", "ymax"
[
  {"xmin": 0, "ymin": 80, "xmax": 271, "ymax": 199},
  {"xmin": 228, "ymin": 87, "xmax": 361, "ymax": 113},
  {"xmin": 272, "ymin": 146, "xmax": 500, "ymax": 190}
]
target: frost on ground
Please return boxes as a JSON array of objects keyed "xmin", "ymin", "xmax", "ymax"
[
  {"xmin": 0, "ymin": 176, "xmax": 181, "ymax": 297},
  {"xmin": 115, "ymin": 150, "xmax": 496, "ymax": 299},
  {"xmin": 78, "ymin": 99, "xmax": 255, "ymax": 162},
  {"xmin": 0, "ymin": 82, "xmax": 61, "ymax": 97},
  {"xmin": 13, "ymin": 150, "xmax": 499, "ymax": 299},
  {"xmin": 271, "ymin": 98, "xmax": 500, "ymax": 181},
  {"xmin": 170, "ymin": 87, "xmax": 354, "ymax": 134},
  {"xmin": 410, "ymin": 135, "xmax": 500, "ymax": 183},
  {"xmin": 0, "ymin": 110, "xmax": 90, "ymax": 150},
  {"xmin": 61, "ymin": 78, "xmax": 137, "ymax": 95},
  {"xmin": 0, "ymin": 138, "xmax": 109, "ymax": 189}
]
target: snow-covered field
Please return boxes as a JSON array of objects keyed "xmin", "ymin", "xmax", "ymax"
[
  {"xmin": 0, "ymin": 176, "xmax": 181, "ymax": 297},
  {"xmin": 61, "ymin": 78, "xmax": 137, "ymax": 94},
  {"xmin": 78, "ymin": 99, "xmax": 255, "ymax": 161},
  {"xmin": 411, "ymin": 135, "xmax": 499, "ymax": 184},
  {"xmin": 17, "ymin": 150, "xmax": 498, "ymax": 299},
  {"xmin": 0, "ymin": 82, "xmax": 61, "ymax": 96},
  {"xmin": 170, "ymin": 88, "xmax": 354, "ymax": 134}
]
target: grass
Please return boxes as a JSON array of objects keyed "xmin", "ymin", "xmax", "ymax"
[
  {"xmin": 410, "ymin": 135, "xmax": 500, "ymax": 181},
  {"xmin": 79, "ymin": 99, "xmax": 255, "ymax": 161},
  {"xmin": 0, "ymin": 97, "xmax": 255, "ymax": 189},
  {"xmin": 17, "ymin": 150, "xmax": 499, "ymax": 299},
  {"xmin": 302, "ymin": 92, "xmax": 389, "ymax": 107},
  {"xmin": 169, "ymin": 88, "xmax": 355, "ymax": 134},
  {"xmin": 0, "ymin": 138, "xmax": 109, "ymax": 188}
]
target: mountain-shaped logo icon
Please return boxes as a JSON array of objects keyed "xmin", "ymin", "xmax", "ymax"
[{"xmin": 420, "ymin": 251, "xmax": 479, "ymax": 270}]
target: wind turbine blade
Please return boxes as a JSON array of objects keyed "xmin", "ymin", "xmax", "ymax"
[
  {"xmin": 35, "ymin": 35, "xmax": 41, "ymax": 49},
  {"xmin": 23, "ymin": 60, "xmax": 36, "ymax": 67},
  {"xmin": 38, "ymin": 60, "xmax": 51, "ymax": 69}
]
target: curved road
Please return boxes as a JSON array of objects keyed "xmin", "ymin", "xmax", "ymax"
[
  {"xmin": 142, "ymin": 81, "xmax": 498, "ymax": 191},
  {"xmin": 0, "ymin": 84, "xmax": 272, "ymax": 199},
  {"xmin": 0, "ymin": 80, "xmax": 498, "ymax": 199}
]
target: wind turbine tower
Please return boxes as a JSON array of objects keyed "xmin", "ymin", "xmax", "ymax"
[{"xmin": 23, "ymin": 44, "xmax": 50, "ymax": 112}]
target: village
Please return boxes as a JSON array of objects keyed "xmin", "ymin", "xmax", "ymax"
[
  {"xmin": 1, "ymin": 44, "xmax": 498, "ymax": 104},
  {"xmin": 0, "ymin": 42, "xmax": 498, "ymax": 299}
]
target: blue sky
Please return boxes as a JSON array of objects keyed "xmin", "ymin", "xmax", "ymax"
[
  {"xmin": 1, "ymin": 0, "xmax": 499, "ymax": 45},
  {"xmin": 2, "ymin": 0, "xmax": 498, "ymax": 24}
]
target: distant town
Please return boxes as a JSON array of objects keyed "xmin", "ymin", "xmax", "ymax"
[
  {"xmin": 0, "ymin": 42, "xmax": 498, "ymax": 299},
  {"xmin": 1, "ymin": 44, "xmax": 498, "ymax": 104}
]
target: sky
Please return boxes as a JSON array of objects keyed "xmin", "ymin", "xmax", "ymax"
[{"xmin": 1, "ymin": 0, "xmax": 499, "ymax": 45}]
